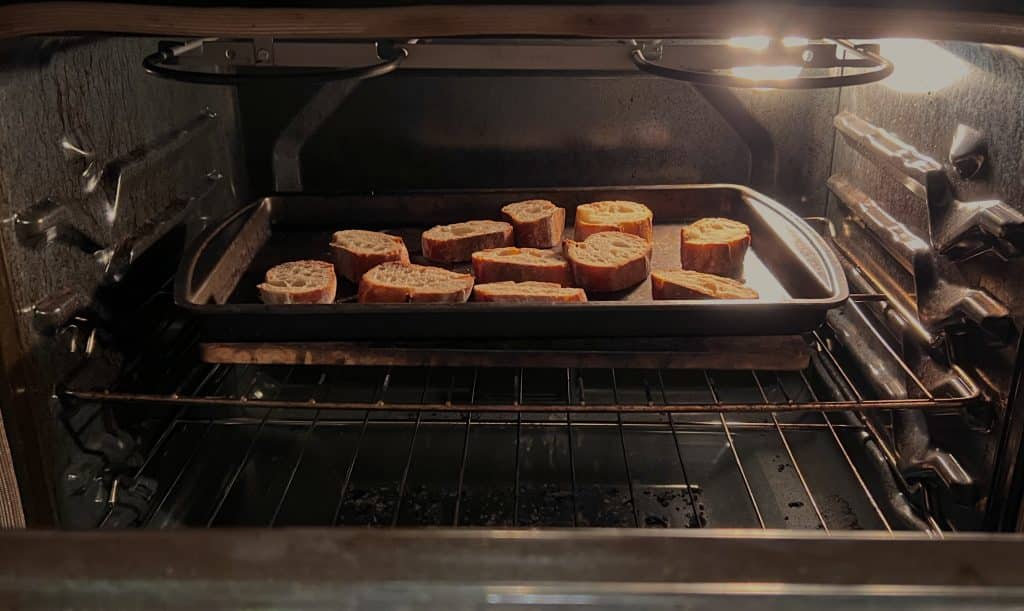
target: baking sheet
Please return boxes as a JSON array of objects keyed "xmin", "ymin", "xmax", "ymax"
[{"xmin": 176, "ymin": 184, "xmax": 847, "ymax": 340}]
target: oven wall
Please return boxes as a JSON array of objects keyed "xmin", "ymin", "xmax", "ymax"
[
  {"xmin": 829, "ymin": 41, "xmax": 1024, "ymax": 529},
  {"xmin": 0, "ymin": 36, "xmax": 246, "ymax": 525},
  {"xmin": 238, "ymin": 76, "xmax": 838, "ymax": 217}
]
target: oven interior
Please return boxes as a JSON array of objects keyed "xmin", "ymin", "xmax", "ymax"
[{"xmin": 1, "ymin": 35, "xmax": 1022, "ymax": 536}]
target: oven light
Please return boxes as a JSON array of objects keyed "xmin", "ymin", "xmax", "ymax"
[
  {"xmin": 876, "ymin": 38, "xmax": 969, "ymax": 94},
  {"xmin": 782, "ymin": 36, "xmax": 810, "ymax": 48},
  {"xmin": 728, "ymin": 35, "xmax": 771, "ymax": 51},
  {"xmin": 730, "ymin": 65, "xmax": 803, "ymax": 81}
]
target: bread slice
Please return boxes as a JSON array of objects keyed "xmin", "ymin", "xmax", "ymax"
[
  {"xmin": 421, "ymin": 220, "xmax": 514, "ymax": 263},
  {"xmin": 330, "ymin": 229, "xmax": 410, "ymax": 283},
  {"xmin": 681, "ymin": 217, "xmax": 751, "ymax": 278},
  {"xmin": 501, "ymin": 199, "xmax": 566, "ymax": 248},
  {"xmin": 652, "ymin": 269, "xmax": 759, "ymax": 300},
  {"xmin": 574, "ymin": 201, "xmax": 654, "ymax": 242},
  {"xmin": 358, "ymin": 262, "xmax": 474, "ymax": 303},
  {"xmin": 563, "ymin": 231, "xmax": 652, "ymax": 292},
  {"xmin": 258, "ymin": 260, "xmax": 337, "ymax": 304},
  {"xmin": 471, "ymin": 247, "xmax": 573, "ymax": 286},
  {"xmin": 474, "ymin": 281, "xmax": 587, "ymax": 303}
]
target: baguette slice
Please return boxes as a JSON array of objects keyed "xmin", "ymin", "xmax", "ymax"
[
  {"xmin": 681, "ymin": 217, "xmax": 751, "ymax": 278},
  {"xmin": 258, "ymin": 260, "xmax": 337, "ymax": 304},
  {"xmin": 652, "ymin": 269, "xmax": 759, "ymax": 300},
  {"xmin": 501, "ymin": 199, "xmax": 566, "ymax": 248},
  {"xmin": 330, "ymin": 229, "xmax": 410, "ymax": 283},
  {"xmin": 563, "ymin": 231, "xmax": 652, "ymax": 292},
  {"xmin": 358, "ymin": 262, "xmax": 474, "ymax": 303},
  {"xmin": 421, "ymin": 220, "xmax": 514, "ymax": 263},
  {"xmin": 472, "ymin": 247, "xmax": 574, "ymax": 287},
  {"xmin": 474, "ymin": 281, "xmax": 587, "ymax": 303},
  {"xmin": 574, "ymin": 201, "xmax": 654, "ymax": 242}
]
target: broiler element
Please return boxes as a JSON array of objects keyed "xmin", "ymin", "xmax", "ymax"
[{"xmin": 149, "ymin": 37, "xmax": 891, "ymax": 90}]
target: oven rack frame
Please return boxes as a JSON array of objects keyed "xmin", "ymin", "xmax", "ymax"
[{"xmin": 61, "ymin": 296, "xmax": 980, "ymax": 415}]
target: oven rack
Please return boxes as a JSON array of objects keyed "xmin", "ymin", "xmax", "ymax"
[
  {"xmin": 68, "ymin": 290, "xmax": 957, "ymax": 531},
  {"xmin": 61, "ymin": 301, "xmax": 980, "ymax": 415},
  {"xmin": 105, "ymin": 405, "xmax": 924, "ymax": 531}
]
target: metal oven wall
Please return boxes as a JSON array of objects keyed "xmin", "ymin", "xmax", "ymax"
[
  {"xmin": 0, "ymin": 37, "xmax": 246, "ymax": 525},
  {"xmin": 829, "ymin": 41, "xmax": 1024, "ymax": 529},
  {"xmin": 237, "ymin": 76, "xmax": 838, "ymax": 217}
]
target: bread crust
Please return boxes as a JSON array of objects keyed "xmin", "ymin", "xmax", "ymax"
[
  {"xmin": 358, "ymin": 262, "xmax": 474, "ymax": 303},
  {"xmin": 471, "ymin": 247, "xmax": 573, "ymax": 286},
  {"xmin": 564, "ymin": 232, "xmax": 652, "ymax": 293},
  {"xmin": 330, "ymin": 230, "xmax": 410, "ymax": 283},
  {"xmin": 421, "ymin": 220, "xmax": 514, "ymax": 263},
  {"xmin": 651, "ymin": 269, "xmax": 758, "ymax": 300},
  {"xmin": 680, "ymin": 218, "xmax": 751, "ymax": 278},
  {"xmin": 258, "ymin": 260, "xmax": 337, "ymax": 304},
  {"xmin": 501, "ymin": 200, "xmax": 566, "ymax": 248},
  {"xmin": 574, "ymin": 201, "xmax": 654, "ymax": 242},
  {"xmin": 473, "ymin": 281, "xmax": 587, "ymax": 303}
]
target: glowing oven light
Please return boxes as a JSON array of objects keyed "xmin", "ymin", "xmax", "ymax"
[
  {"xmin": 727, "ymin": 35, "xmax": 771, "ymax": 51},
  {"xmin": 730, "ymin": 65, "xmax": 803, "ymax": 81},
  {"xmin": 876, "ymin": 38, "xmax": 969, "ymax": 94},
  {"xmin": 782, "ymin": 36, "xmax": 810, "ymax": 48}
]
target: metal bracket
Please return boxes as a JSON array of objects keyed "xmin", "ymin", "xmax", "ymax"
[
  {"xmin": 828, "ymin": 175, "xmax": 1013, "ymax": 344},
  {"xmin": 81, "ymin": 107, "xmax": 217, "ymax": 226},
  {"xmin": 13, "ymin": 171, "xmax": 223, "ymax": 289},
  {"xmin": 835, "ymin": 111, "xmax": 1024, "ymax": 262},
  {"xmin": 273, "ymin": 81, "xmax": 360, "ymax": 192}
]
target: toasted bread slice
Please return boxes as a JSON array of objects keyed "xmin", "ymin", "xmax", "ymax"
[
  {"xmin": 652, "ymin": 269, "xmax": 759, "ymax": 300},
  {"xmin": 421, "ymin": 220, "xmax": 514, "ymax": 263},
  {"xmin": 501, "ymin": 199, "xmax": 566, "ymax": 248},
  {"xmin": 471, "ymin": 247, "xmax": 573, "ymax": 286},
  {"xmin": 258, "ymin": 260, "xmax": 337, "ymax": 304},
  {"xmin": 563, "ymin": 231, "xmax": 652, "ymax": 292},
  {"xmin": 474, "ymin": 281, "xmax": 587, "ymax": 303},
  {"xmin": 574, "ymin": 201, "xmax": 654, "ymax": 242},
  {"xmin": 681, "ymin": 217, "xmax": 751, "ymax": 278},
  {"xmin": 358, "ymin": 262, "xmax": 474, "ymax": 303},
  {"xmin": 330, "ymin": 229, "xmax": 410, "ymax": 283}
]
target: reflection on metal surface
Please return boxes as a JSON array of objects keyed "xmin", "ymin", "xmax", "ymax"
[
  {"xmin": 949, "ymin": 124, "xmax": 987, "ymax": 180},
  {"xmin": 728, "ymin": 35, "xmax": 771, "ymax": 51},
  {"xmin": 877, "ymin": 39, "xmax": 969, "ymax": 94},
  {"xmin": 730, "ymin": 65, "xmax": 803, "ymax": 82},
  {"xmin": 783, "ymin": 36, "xmax": 810, "ymax": 48}
]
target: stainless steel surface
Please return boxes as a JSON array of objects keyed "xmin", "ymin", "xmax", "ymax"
[{"xmin": 7, "ymin": 528, "xmax": 1024, "ymax": 609}]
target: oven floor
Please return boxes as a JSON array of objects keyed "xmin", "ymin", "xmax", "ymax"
[{"xmin": 112, "ymin": 366, "xmax": 912, "ymax": 531}]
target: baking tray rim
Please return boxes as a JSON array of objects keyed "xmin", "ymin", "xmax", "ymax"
[{"xmin": 174, "ymin": 183, "xmax": 850, "ymax": 314}]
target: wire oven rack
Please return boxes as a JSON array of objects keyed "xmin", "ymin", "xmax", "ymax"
[
  {"xmin": 62, "ymin": 289, "xmax": 972, "ymax": 532},
  {"xmin": 62, "ymin": 300, "xmax": 978, "ymax": 415},
  {"xmin": 94, "ymin": 368, "xmax": 933, "ymax": 533}
]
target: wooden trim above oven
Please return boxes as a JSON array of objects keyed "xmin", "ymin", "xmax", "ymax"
[{"xmin": 1, "ymin": 2, "xmax": 1024, "ymax": 45}]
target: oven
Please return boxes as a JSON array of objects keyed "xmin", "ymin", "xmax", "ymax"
[{"xmin": 3, "ymin": 2, "xmax": 1024, "ymax": 608}]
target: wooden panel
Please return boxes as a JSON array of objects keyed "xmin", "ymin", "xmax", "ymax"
[{"xmin": 0, "ymin": 3, "xmax": 1023, "ymax": 44}]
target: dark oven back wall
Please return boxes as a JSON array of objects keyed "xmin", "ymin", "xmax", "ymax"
[{"xmin": 237, "ymin": 75, "xmax": 838, "ymax": 217}]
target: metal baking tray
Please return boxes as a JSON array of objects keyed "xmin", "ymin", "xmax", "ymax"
[{"xmin": 175, "ymin": 185, "xmax": 848, "ymax": 340}]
